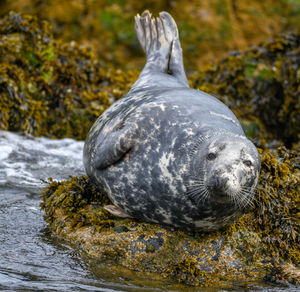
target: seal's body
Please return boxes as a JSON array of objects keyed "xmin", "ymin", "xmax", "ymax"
[{"xmin": 84, "ymin": 11, "xmax": 260, "ymax": 231}]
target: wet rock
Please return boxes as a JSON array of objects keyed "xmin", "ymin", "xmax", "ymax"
[{"xmin": 40, "ymin": 147, "xmax": 300, "ymax": 287}]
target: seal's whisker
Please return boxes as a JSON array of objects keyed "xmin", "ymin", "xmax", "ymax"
[
  {"xmin": 240, "ymin": 189, "xmax": 253, "ymax": 195},
  {"xmin": 238, "ymin": 189, "xmax": 254, "ymax": 209},
  {"xmin": 236, "ymin": 192, "xmax": 247, "ymax": 209},
  {"xmin": 186, "ymin": 183, "xmax": 210, "ymax": 206},
  {"xmin": 240, "ymin": 197, "xmax": 253, "ymax": 209},
  {"xmin": 240, "ymin": 188, "xmax": 254, "ymax": 197},
  {"xmin": 187, "ymin": 189, "xmax": 206, "ymax": 199},
  {"xmin": 192, "ymin": 178, "xmax": 205, "ymax": 182},
  {"xmin": 231, "ymin": 191, "xmax": 242, "ymax": 210},
  {"xmin": 187, "ymin": 186, "xmax": 206, "ymax": 195},
  {"xmin": 190, "ymin": 183, "xmax": 205, "ymax": 188},
  {"xmin": 243, "ymin": 193, "xmax": 254, "ymax": 207},
  {"xmin": 189, "ymin": 178, "xmax": 205, "ymax": 182},
  {"xmin": 202, "ymin": 189, "xmax": 210, "ymax": 202},
  {"xmin": 186, "ymin": 189, "xmax": 203, "ymax": 197},
  {"xmin": 195, "ymin": 190, "xmax": 209, "ymax": 206},
  {"xmin": 241, "ymin": 186, "xmax": 255, "ymax": 192},
  {"xmin": 188, "ymin": 183, "xmax": 205, "ymax": 188},
  {"xmin": 232, "ymin": 193, "xmax": 238, "ymax": 208},
  {"xmin": 229, "ymin": 189, "xmax": 249, "ymax": 210}
]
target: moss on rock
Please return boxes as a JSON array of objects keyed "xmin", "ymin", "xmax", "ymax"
[
  {"xmin": 40, "ymin": 147, "xmax": 300, "ymax": 287},
  {"xmin": 1, "ymin": 0, "xmax": 299, "ymax": 71},
  {"xmin": 190, "ymin": 33, "xmax": 300, "ymax": 147},
  {"xmin": 0, "ymin": 12, "xmax": 138, "ymax": 140},
  {"xmin": 1, "ymin": 11, "xmax": 298, "ymax": 148}
]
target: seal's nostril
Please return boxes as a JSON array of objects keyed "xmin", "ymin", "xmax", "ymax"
[
  {"xmin": 215, "ymin": 177, "xmax": 223, "ymax": 191},
  {"xmin": 210, "ymin": 176, "xmax": 229, "ymax": 194}
]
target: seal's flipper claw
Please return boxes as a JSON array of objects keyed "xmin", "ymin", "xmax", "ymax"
[
  {"xmin": 159, "ymin": 12, "xmax": 188, "ymax": 87},
  {"xmin": 159, "ymin": 12, "xmax": 178, "ymax": 42},
  {"xmin": 150, "ymin": 17, "xmax": 157, "ymax": 51},
  {"xmin": 135, "ymin": 10, "xmax": 171, "ymax": 70},
  {"xmin": 156, "ymin": 16, "xmax": 165, "ymax": 49},
  {"xmin": 135, "ymin": 14, "xmax": 146, "ymax": 53},
  {"xmin": 169, "ymin": 39, "xmax": 189, "ymax": 87},
  {"xmin": 104, "ymin": 205, "xmax": 132, "ymax": 218},
  {"xmin": 135, "ymin": 10, "xmax": 152, "ymax": 56},
  {"xmin": 142, "ymin": 11, "xmax": 152, "ymax": 55}
]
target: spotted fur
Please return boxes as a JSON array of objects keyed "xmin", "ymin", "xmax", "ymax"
[{"xmin": 83, "ymin": 11, "xmax": 260, "ymax": 231}]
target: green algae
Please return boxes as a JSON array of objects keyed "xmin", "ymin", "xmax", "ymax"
[
  {"xmin": 40, "ymin": 147, "xmax": 300, "ymax": 287},
  {"xmin": 40, "ymin": 176, "xmax": 113, "ymax": 232},
  {"xmin": 0, "ymin": 12, "xmax": 138, "ymax": 140},
  {"xmin": 190, "ymin": 33, "xmax": 300, "ymax": 147},
  {"xmin": 1, "ymin": 10, "xmax": 298, "ymax": 151},
  {"xmin": 0, "ymin": 11, "xmax": 299, "ymax": 148},
  {"xmin": 1, "ymin": 0, "xmax": 299, "ymax": 71}
]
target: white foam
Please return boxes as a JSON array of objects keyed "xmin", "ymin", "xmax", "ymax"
[
  {"xmin": 0, "ymin": 130, "xmax": 85, "ymax": 192},
  {"xmin": 0, "ymin": 145, "xmax": 13, "ymax": 160}
]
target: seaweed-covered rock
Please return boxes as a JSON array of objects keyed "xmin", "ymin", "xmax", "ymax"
[
  {"xmin": 1, "ymin": 0, "xmax": 299, "ymax": 70},
  {"xmin": 190, "ymin": 33, "xmax": 300, "ymax": 147},
  {"xmin": 40, "ymin": 147, "xmax": 300, "ymax": 287},
  {"xmin": 0, "ymin": 12, "xmax": 138, "ymax": 140},
  {"xmin": 0, "ymin": 12, "xmax": 299, "ymax": 147}
]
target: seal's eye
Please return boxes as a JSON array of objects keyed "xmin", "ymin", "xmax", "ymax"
[
  {"xmin": 243, "ymin": 160, "xmax": 252, "ymax": 167},
  {"xmin": 207, "ymin": 153, "xmax": 217, "ymax": 160}
]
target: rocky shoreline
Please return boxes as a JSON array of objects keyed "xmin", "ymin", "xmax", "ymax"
[
  {"xmin": 40, "ymin": 147, "xmax": 299, "ymax": 287},
  {"xmin": 1, "ymin": 12, "xmax": 299, "ymax": 288}
]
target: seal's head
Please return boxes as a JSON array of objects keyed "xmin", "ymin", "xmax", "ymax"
[{"xmin": 189, "ymin": 133, "xmax": 260, "ymax": 212}]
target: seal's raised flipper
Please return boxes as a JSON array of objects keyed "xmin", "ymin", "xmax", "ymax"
[
  {"xmin": 134, "ymin": 11, "xmax": 189, "ymax": 87},
  {"xmin": 104, "ymin": 205, "xmax": 133, "ymax": 218}
]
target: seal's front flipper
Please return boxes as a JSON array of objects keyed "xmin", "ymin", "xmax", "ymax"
[
  {"xmin": 104, "ymin": 205, "xmax": 133, "ymax": 218},
  {"xmin": 93, "ymin": 124, "xmax": 136, "ymax": 170}
]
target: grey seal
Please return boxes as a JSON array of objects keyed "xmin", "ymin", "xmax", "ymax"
[{"xmin": 83, "ymin": 11, "xmax": 260, "ymax": 231}]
